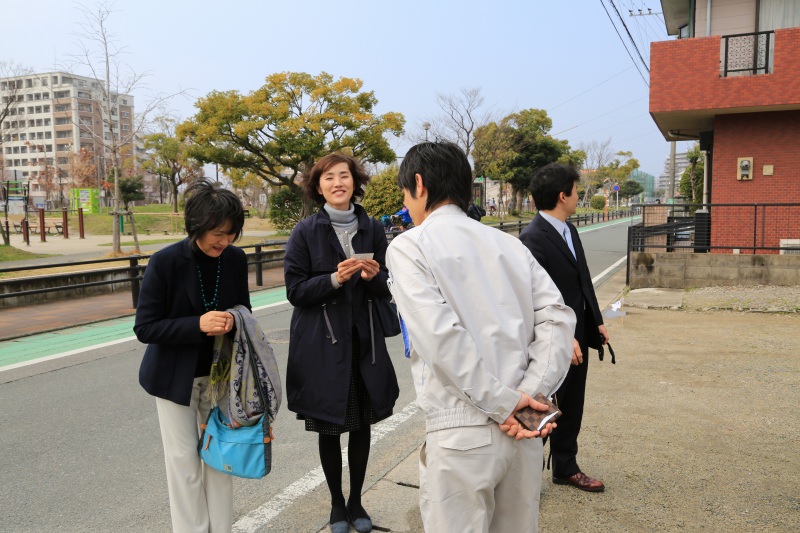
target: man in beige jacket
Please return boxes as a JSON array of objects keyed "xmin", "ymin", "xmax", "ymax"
[{"xmin": 386, "ymin": 142, "xmax": 575, "ymax": 533}]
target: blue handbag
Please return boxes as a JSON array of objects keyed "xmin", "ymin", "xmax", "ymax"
[
  {"xmin": 199, "ymin": 407, "xmax": 272, "ymax": 479},
  {"xmin": 199, "ymin": 328, "xmax": 274, "ymax": 479}
]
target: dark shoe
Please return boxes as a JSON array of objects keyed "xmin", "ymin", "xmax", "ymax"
[
  {"xmin": 347, "ymin": 505, "xmax": 372, "ymax": 533},
  {"xmin": 350, "ymin": 516, "xmax": 372, "ymax": 533},
  {"xmin": 329, "ymin": 519, "xmax": 349, "ymax": 533},
  {"xmin": 330, "ymin": 505, "xmax": 350, "ymax": 533},
  {"xmin": 553, "ymin": 472, "xmax": 605, "ymax": 492}
]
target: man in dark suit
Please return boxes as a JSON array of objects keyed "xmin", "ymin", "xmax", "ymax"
[{"xmin": 519, "ymin": 163, "xmax": 610, "ymax": 492}]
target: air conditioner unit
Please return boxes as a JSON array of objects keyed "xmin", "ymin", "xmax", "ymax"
[{"xmin": 780, "ymin": 239, "xmax": 800, "ymax": 255}]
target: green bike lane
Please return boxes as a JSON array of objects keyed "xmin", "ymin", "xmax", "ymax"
[{"xmin": 0, "ymin": 287, "xmax": 289, "ymax": 371}]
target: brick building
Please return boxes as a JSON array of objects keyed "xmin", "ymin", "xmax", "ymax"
[{"xmin": 649, "ymin": 0, "xmax": 800, "ymax": 252}]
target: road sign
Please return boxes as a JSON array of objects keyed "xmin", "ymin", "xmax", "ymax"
[{"xmin": 612, "ymin": 184, "xmax": 620, "ymax": 192}]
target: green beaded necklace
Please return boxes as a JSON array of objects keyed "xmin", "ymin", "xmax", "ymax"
[{"xmin": 196, "ymin": 255, "xmax": 222, "ymax": 312}]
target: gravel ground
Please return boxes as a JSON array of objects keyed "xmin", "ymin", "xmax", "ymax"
[
  {"xmin": 538, "ymin": 288, "xmax": 800, "ymax": 532},
  {"xmin": 682, "ymin": 285, "xmax": 800, "ymax": 313}
]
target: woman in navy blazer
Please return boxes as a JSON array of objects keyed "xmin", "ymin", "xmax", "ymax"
[
  {"xmin": 134, "ymin": 180, "xmax": 251, "ymax": 532},
  {"xmin": 284, "ymin": 153, "xmax": 399, "ymax": 533}
]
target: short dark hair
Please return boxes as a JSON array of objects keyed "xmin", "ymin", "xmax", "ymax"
[
  {"xmin": 529, "ymin": 163, "xmax": 580, "ymax": 211},
  {"xmin": 398, "ymin": 142, "xmax": 471, "ymax": 213},
  {"xmin": 184, "ymin": 179, "xmax": 244, "ymax": 243},
  {"xmin": 303, "ymin": 153, "xmax": 370, "ymax": 205}
]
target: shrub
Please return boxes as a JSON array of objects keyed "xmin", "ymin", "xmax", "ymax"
[
  {"xmin": 268, "ymin": 188, "xmax": 303, "ymax": 231},
  {"xmin": 590, "ymin": 195, "xmax": 607, "ymax": 210}
]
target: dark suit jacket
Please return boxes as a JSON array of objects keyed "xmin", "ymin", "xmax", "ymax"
[
  {"xmin": 134, "ymin": 238, "xmax": 251, "ymax": 406},
  {"xmin": 519, "ymin": 214, "xmax": 603, "ymax": 349}
]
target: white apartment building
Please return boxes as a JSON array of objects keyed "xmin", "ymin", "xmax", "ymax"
[
  {"xmin": 0, "ymin": 71, "xmax": 134, "ymax": 208},
  {"xmin": 656, "ymin": 150, "xmax": 692, "ymax": 197}
]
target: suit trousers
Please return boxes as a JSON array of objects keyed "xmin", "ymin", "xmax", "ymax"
[
  {"xmin": 549, "ymin": 341, "xmax": 589, "ymax": 478},
  {"xmin": 419, "ymin": 423, "xmax": 543, "ymax": 533},
  {"xmin": 155, "ymin": 377, "xmax": 233, "ymax": 533}
]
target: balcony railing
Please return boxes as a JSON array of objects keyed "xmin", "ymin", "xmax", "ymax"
[{"xmin": 722, "ymin": 31, "xmax": 773, "ymax": 77}]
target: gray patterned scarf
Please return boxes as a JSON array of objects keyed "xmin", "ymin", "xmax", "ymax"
[{"xmin": 209, "ymin": 305, "xmax": 282, "ymax": 426}]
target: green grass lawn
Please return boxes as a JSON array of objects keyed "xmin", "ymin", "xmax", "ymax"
[{"xmin": 0, "ymin": 245, "xmax": 51, "ymax": 262}]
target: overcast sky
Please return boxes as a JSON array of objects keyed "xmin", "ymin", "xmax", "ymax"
[{"xmin": 2, "ymin": 0, "xmax": 695, "ymax": 178}]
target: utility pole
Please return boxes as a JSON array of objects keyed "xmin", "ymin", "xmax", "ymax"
[{"xmin": 668, "ymin": 141, "xmax": 676, "ymax": 200}]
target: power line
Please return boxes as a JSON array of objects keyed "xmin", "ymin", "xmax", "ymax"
[
  {"xmin": 609, "ymin": 0, "xmax": 650, "ymax": 73},
  {"xmin": 599, "ymin": 0, "xmax": 649, "ymax": 87},
  {"xmin": 547, "ymin": 66, "xmax": 633, "ymax": 112},
  {"xmin": 552, "ymin": 96, "xmax": 647, "ymax": 136}
]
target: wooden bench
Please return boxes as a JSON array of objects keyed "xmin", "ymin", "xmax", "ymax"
[
  {"xmin": 243, "ymin": 209, "xmax": 251, "ymax": 218},
  {"xmin": 43, "ymin": 218, "xmax": 64, "ymax": 235}
]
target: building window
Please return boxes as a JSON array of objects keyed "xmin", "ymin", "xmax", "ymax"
[
  {"xmin": 57, "ymin": 157, "xmax": 68, "ymax": 165},
  {"xmin": 55, "ymin": 104, "xmax": 70, "ymax": 112},
  {"xmin": 122, "ymin": 111, "xmax": 129, "ymax": 118},
  {"xmin": 42, "ymin": 92, "xmax": 49, "ymax": 99},
  {"xmin": 44, "ymin": 131, "xmax": 52, "ymax": 139},
  {"xmin": 679, "ymin": 25, "xmax": 689, "ymax": 39},
  {"xmin": 56, "ymin": 131, "xmax": 73, "ymax": 138},
  {"xmin": 56, "ymin": 117, "xmax": 71, "ymax": 125}
]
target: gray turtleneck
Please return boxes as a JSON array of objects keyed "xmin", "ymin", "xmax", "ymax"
[{"xmin": 325, "ymin": 203, "xmax": 359, "ymax": 288}]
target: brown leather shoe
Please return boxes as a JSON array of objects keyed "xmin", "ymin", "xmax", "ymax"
[{"xmin": 553, "ymin": 472, "xmax": 605, "ymax": 492}]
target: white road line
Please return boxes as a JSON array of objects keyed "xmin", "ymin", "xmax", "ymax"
[
  {"xmin": 1, "ymin": 300, "xmax": 289, "ymax": 373},
  {"xmin": 592, "ymin": 255, "xmax": 628, "ymax": 285},
  {"xmin": 0, "ymin": 336, "xmax": 137, "ymax": 373},
  {"xmin": 232, "ymin": 402, "xmax": 421, "ymax": 533}
]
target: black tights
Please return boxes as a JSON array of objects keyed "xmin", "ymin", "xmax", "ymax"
[{"xmin": 318, "ymin": 426, "xmax": 371, "ymax": 523}]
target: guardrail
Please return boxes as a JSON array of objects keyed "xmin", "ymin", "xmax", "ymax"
[
  {"xmin": 0, "ymin": 240, "xmax": 288, "ymax": 309},
  {"xmin": 1, "ymin": 210, "xmax": 635, "ymax": 309}
]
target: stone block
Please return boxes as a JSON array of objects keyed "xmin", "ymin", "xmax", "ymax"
[
  {"xmin": 684, "ymin": 266, "xmax": 712, "ymax": 281},
  {"xmin": 767, "ymin": 268, "xmax": 800, "ymax": 286},
  {"xmin": 712, "ymin": 267, "xmax": 739, "ymax": 281},
  {"xmin": 738, "ymin": 267, "xmax": 768, "ymax": 284}
]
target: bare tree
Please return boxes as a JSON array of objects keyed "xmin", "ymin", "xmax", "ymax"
[
  {"xmin": 0, "ymin": 62, "xmax": 32, "ymax": 178},
  {"xmin": 69, "ymin": 2, "xmax": 183, "ymax": 255},
  {"xmin": 577, "ymin": 138, "xmax": 614, "ymax": 207},
  {"xmin": 423, "ymin": 87, "xmax": 497, "ymax": 161}
]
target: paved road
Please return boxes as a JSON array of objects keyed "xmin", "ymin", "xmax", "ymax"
[{"xmin": 0, "ymin": 219, "xmax": 632, "ymax": 532}]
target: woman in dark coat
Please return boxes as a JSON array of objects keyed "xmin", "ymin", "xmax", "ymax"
[
  {"xmin": 284, "ymin": 153, "xmax": 399, "ymax": 533},
  {"xmin": 134, "ymin": 180, "xmax": 250, "ymax": 532}
]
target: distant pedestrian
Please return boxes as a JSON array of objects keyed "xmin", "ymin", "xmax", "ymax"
[
  {"xmin": 489, "ymin": 197, "xmax": 497, "ymax": 216},
  {"xmin": 134, "ymin": 179, "xmax": 251, "ymax": 532},
  {"xmin": 386, "ymin": 142, "xmax": 575, "ymax": 532}
]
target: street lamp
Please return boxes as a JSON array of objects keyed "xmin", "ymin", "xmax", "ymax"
[{"xmin": 422, "ymin": 122, "xmax": 430, "ymax": 142}]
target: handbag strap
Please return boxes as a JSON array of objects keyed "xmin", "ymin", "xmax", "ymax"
[{"xmin": 240, "ymin": 319, "xmax": 270, "ymax": 416}]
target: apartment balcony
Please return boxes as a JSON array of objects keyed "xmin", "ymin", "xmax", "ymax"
[{"xmin": 650, "ymin": 27, "xmax": 800, "ymax": 141}]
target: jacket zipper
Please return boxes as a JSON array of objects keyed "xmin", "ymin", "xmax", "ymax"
[
  {"xmin": 321, "ymin": 304, "xmax": 338, "ymax": 344},
  {"xmin": 367, "ymin": 299, "xmax": 376, "ymax": 365}
]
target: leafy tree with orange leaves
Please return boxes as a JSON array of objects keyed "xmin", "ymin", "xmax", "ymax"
[{"xmin": 178, "ymin": 71, "xmax": 405, "ymax": 217}]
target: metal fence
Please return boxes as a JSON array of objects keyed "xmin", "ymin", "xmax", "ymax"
[
  {"xmin": 722, "ymin": 30, "xmax": 772, "ymax": 76},
  {"xmin": 628, "ymin": 202, "xmax": 800, "ymax": 255}
]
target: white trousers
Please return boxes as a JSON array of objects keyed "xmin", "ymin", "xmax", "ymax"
[
  {"xmin": 156, "ymin": 377, "xmax": 233, "ymax": 533},
  {"xmin": 419, "ymin": 423, "xmax": 542, "ymax": 533}
]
